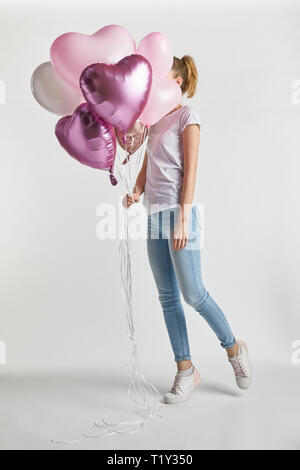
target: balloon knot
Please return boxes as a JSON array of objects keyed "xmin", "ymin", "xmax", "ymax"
[{"xmin": 109, "ymin": 173, "xmax": 118, "ymax": 186}]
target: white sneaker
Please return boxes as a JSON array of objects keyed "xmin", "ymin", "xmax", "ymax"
[
  {"xmin": 228, "ymin": 340, "xmax": 252, "ymax": 390},
  {"xmin": 164, "ymin": 366, "xmax": 202, "ymax": 404}
]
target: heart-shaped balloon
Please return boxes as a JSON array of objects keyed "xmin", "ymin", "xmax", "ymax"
[
  {"xmin": 137, "ymin": 32, "xmax": 173, "ymax": 79},
  {"xmin": 138, "ymin": 76, "xmax": 182, "ymax": 126},
  {"xmin": 50, "ymin": 24, "xmax": 136, "ymax": 90},
  {"xmin": 55, "ymin": 103, "xmax": 117, "ymax": 183},
  {"xmin": 114, "ymin": 121, "xmax": 148, "ymax": 155},
  {"xmin": 80, "ymin": 54, "xmax": 152, "ymax": 132},
  {"xmin": 31, "ymin": 61, "xmax": 84, "ymax": 116}
]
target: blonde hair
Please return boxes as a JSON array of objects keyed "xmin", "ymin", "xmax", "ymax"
[{"xmin": 171, "ymin": 55, "xmax": 198, "ymax": 98}]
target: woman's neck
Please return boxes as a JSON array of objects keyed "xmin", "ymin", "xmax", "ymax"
[{"xmin": 164, "ymin": 103, "xmax": 183, "ymax": 117}]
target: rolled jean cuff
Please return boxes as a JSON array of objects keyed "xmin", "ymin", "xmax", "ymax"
[
  {"xmin": 221, "ymin": 338, "xmax": 236, "ymax": 349},
  {"xmin": 174, "ymin": 354, "xmax": 192, "ymax": 362}
]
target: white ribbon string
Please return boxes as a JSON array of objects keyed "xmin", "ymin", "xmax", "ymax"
[{"xmin": 51, "ymin": 124, "xmax": 163, "ymax": 445}]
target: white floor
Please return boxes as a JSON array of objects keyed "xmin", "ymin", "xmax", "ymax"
[{"xmin": 0, "ymin": 362, "xmax": 299, "ymax": 450}]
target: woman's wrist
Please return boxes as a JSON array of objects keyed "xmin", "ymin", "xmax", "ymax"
[
  {"xmin": 180, "ymin": 203, "xmax": 192, "ymax": 222},
  {"xmin": 133, "ymin": 184, "xmax": 144, "ymax": 196}
]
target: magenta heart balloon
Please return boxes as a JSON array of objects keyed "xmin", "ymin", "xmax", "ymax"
[
  {"xmin": 55, "ymin": 103, "xmax": 117, "ymax": 184},
  {"xmin": 80, "ymin": 54, "xmax": 152, "ymax": 132}
]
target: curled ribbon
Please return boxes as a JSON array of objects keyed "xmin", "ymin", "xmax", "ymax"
[{"xmin": 51, "ymin": 124, "xmax": 163, "ymax": 445}]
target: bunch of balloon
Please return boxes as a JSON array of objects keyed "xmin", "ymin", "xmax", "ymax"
[{"xmin": 31, "ymin": 24, "xmax": 181, "ymax": 442}]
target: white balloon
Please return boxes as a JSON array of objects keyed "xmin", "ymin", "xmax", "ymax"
[{"xmin": 31, "ymin": 61, "xmax": 84, "ymax": 116}]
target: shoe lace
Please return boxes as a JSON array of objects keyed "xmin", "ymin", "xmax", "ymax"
[
  {"xmin": 170, "ymin": 373, "xmax": 184, "ymax": 395},
  {"xmin": 231, "ymin": 358, "xmax": 247, "ymax": 378}
]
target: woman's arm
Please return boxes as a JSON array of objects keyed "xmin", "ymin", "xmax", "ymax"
[
  {"xmin": 181, "ymin": 124, "xmax": 200, "ymax": 219},
  {"xmin": 134, "ymin": 150, "xmax": 148, "ymax": 197},
  {"xmin": 124, "ymin": 151, "xmax": 148, "ymax": 208},
  {"xmin": 173, "ymin": 124, "xmax": 200, "ymax": 250}
]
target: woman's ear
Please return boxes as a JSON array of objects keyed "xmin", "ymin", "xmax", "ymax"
[
  {"xmin": 167, "ymin": 71, "xmax": 183, "ymax": 88},
  {"xmin": 175, "ymin": 76, "xmax": 183, "ymax": 87}
]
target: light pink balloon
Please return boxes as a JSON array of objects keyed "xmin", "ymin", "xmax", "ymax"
[
  {"xmin": 139, "ymin": 77, "xmax": 182, "ymax": 126},
  {"xmin": 50, "ymin": 24, "xmax": 136, "ymax": 90},
  {"xmin": 137, "ymin": 32, "xmax": 173, "ymax": 79}
]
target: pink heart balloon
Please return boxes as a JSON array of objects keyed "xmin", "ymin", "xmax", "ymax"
[
  {"xmin": 139, "ymin": 77, "xmax": 182, "ymax": 126},
  {"xmin": 50, "ymin": 24, "xmax": 136, "ymax": 90},
  {"xmin": 137, "ymin": 32, "xmax": 173, "ymax": 79},
  {"xmin": 114, "ymin": 121, "xmax": 148, "ymax": 156},
  {"xmin": 55, "ymin": 103, "xmax": 117, "ymax": 184},
  {"xmin": 80, "ymin": 54, "xmax": 152, "ymax": 132}
]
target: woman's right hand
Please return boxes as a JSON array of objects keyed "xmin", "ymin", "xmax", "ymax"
[{"xmin": 123, "ymin": 191, "xmax": 140, "ymax": 208}]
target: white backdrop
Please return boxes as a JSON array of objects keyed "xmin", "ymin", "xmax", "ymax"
[{"xmin": 0, "ymin": 0, "xmax": 300, "ymax": 450}]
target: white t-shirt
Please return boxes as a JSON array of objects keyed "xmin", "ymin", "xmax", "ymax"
[{"xmin": 143, "ymin": 104, "xmax": 201, "ymax": 214}]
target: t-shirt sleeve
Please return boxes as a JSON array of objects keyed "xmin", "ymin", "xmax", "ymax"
[{"xmin": 178, "ymin": 107, "xmax": 201, "ymax": 133}]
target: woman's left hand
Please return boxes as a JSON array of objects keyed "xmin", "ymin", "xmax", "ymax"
[{"xmin": 173, "ymin": 218, "xmax": 189, "ymax": 251}]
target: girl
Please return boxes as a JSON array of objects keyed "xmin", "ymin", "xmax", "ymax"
[{"xmin": 124, "ymin": 55, "xmax": 252, "ymax": 404}]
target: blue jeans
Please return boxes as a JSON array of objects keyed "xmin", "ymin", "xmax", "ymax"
[{"xmin": 146, "ymin": 204, "xmax": 236, "ymax": 362}]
